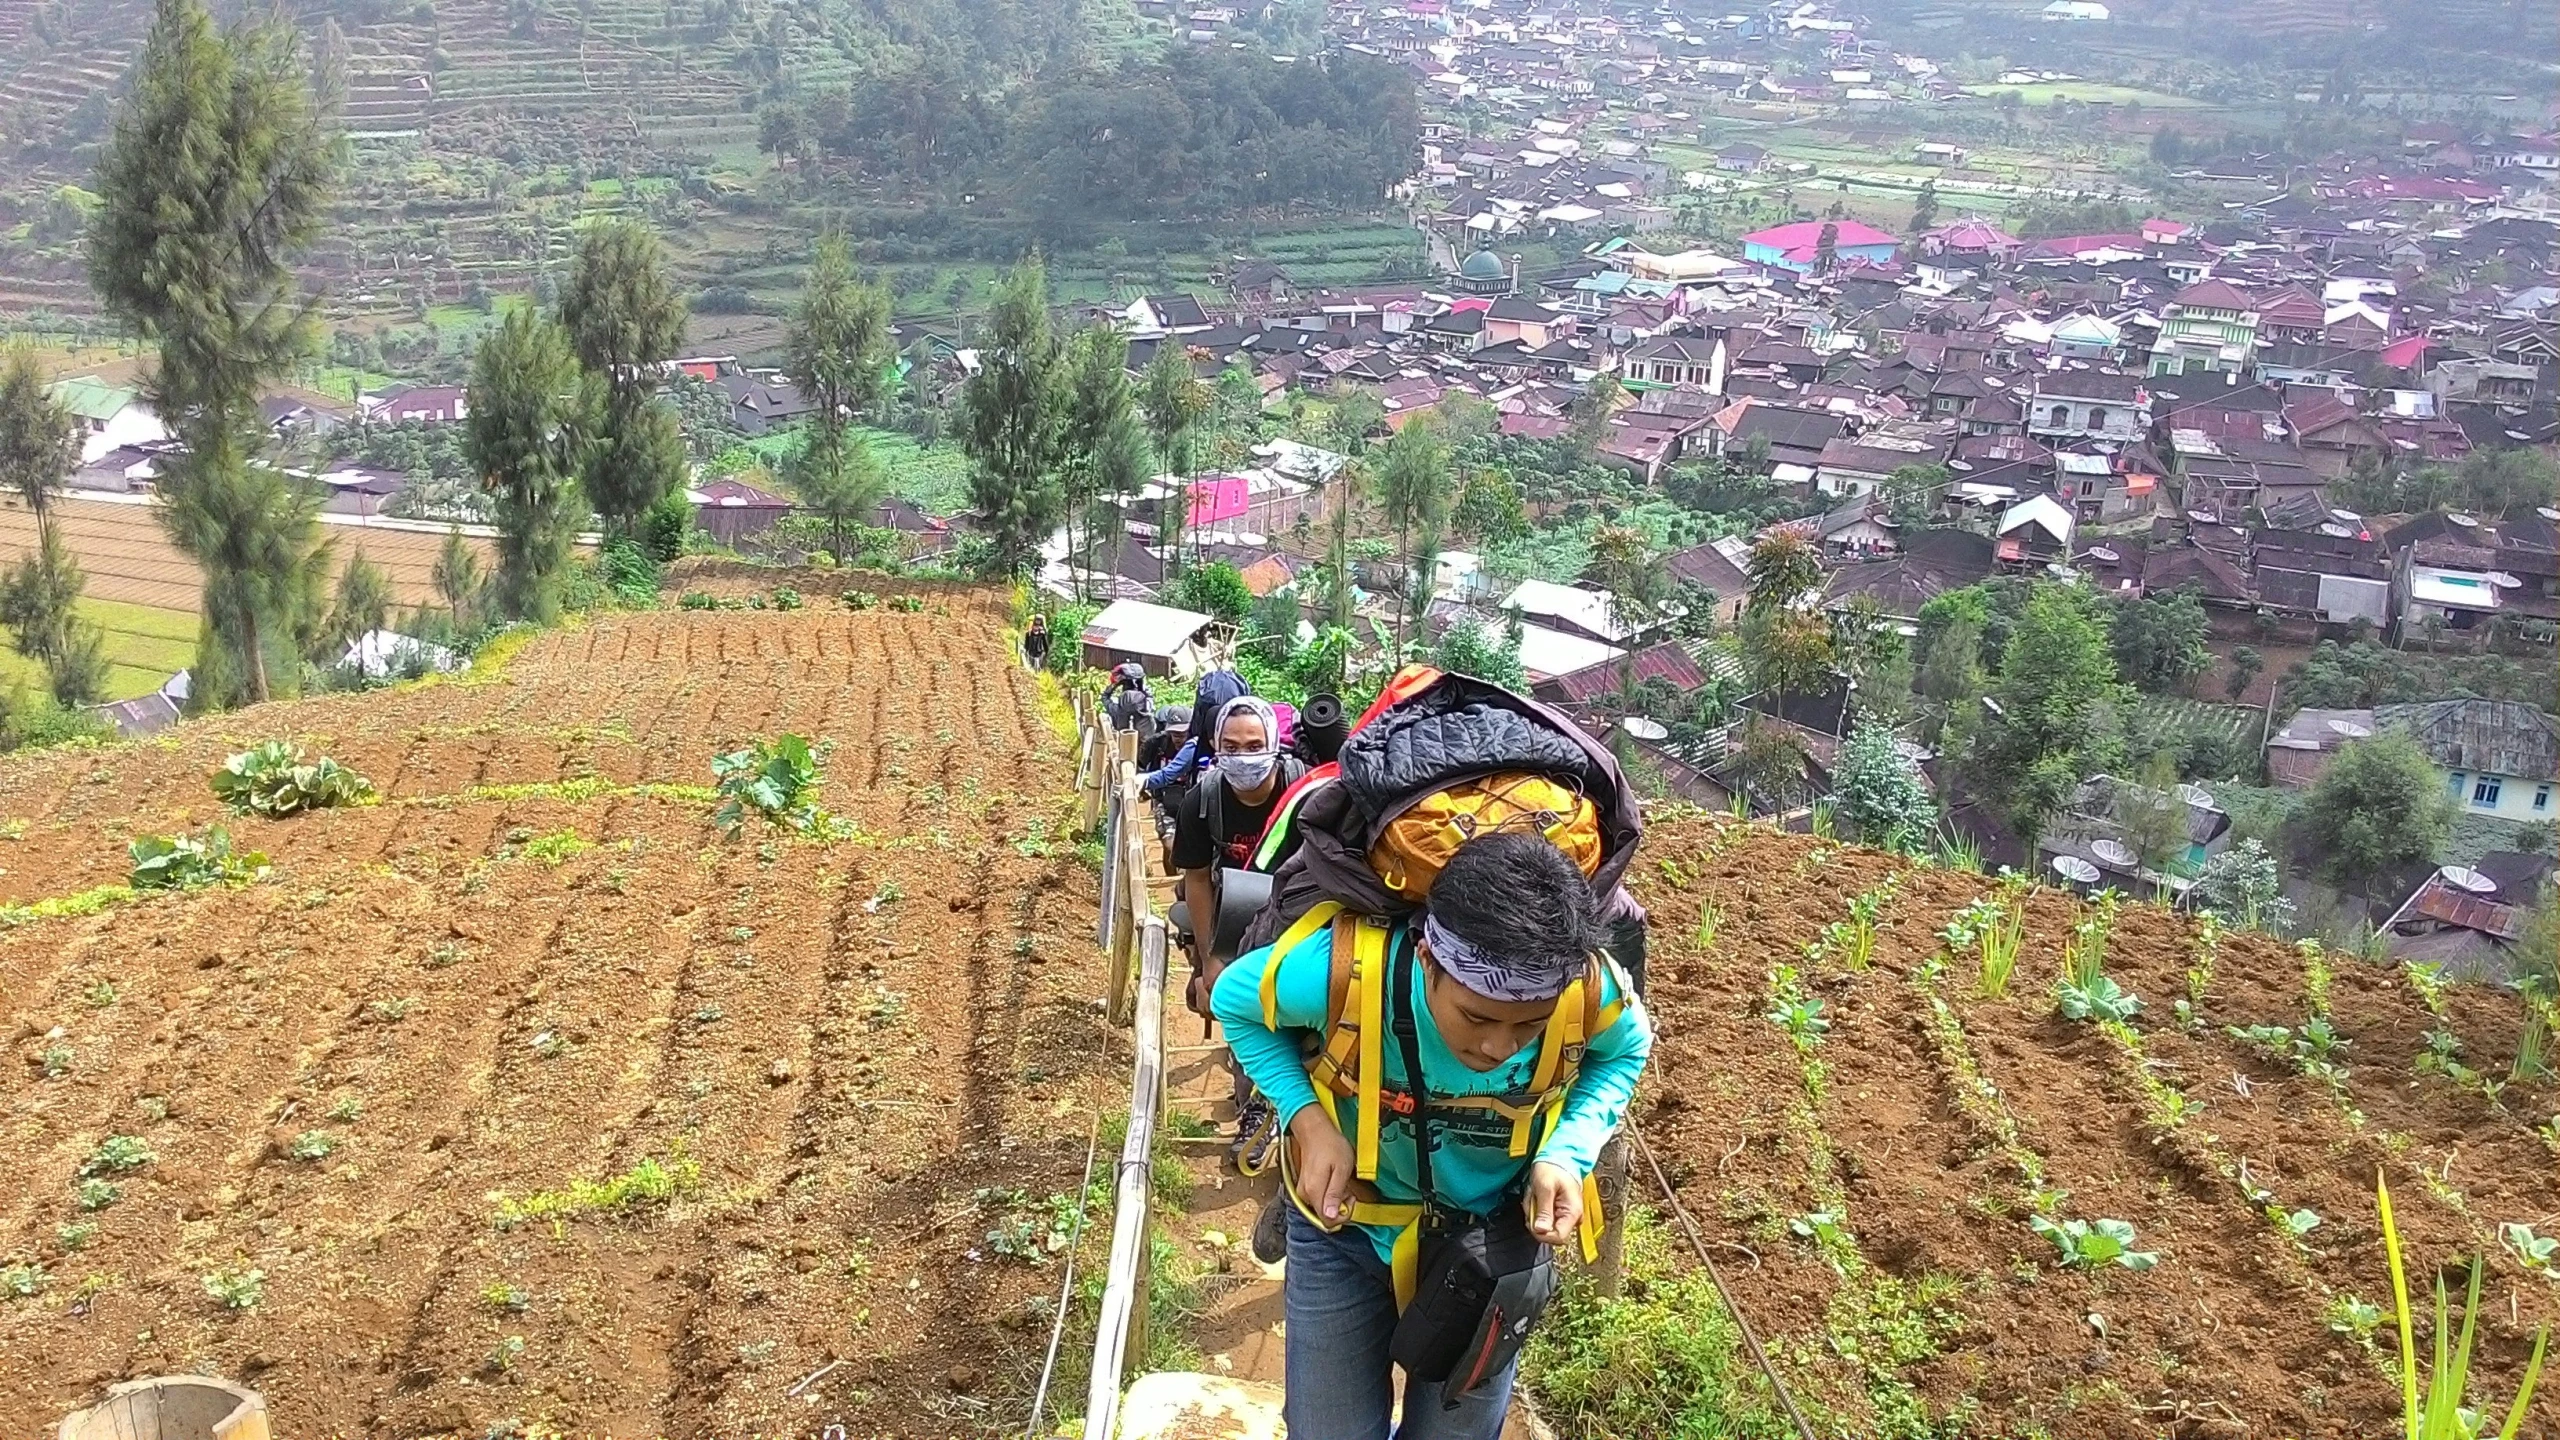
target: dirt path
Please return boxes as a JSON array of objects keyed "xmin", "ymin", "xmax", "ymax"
[{"xmin": 0, "ymin": 593, "xmax": 1112, "ymax": 1440}]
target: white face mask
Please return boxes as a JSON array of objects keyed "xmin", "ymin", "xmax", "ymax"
[{"xmin": 1218, "ymin": 751, "xmax": 1279, "ymax": 789}]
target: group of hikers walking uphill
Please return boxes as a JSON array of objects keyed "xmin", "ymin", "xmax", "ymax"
[{"xmin": 1092, "ymin": 645, "xmax": 1657, "ymax": 1440}]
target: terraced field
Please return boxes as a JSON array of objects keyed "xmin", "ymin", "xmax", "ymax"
[
  {"xmin": 0, "ymin": 586, "xmax": 1112, "ymax": 1437},
  {"xmin": 0, "ymin": 498, "xmax": 501, "ymax": 615},
  {"xmin": 1627, "ymin": 814, "xmax": 2557, "ymax": 1440}
]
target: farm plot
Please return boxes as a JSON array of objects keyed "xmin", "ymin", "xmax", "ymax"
[
  {"xmin": 1630, "ymin": 815, "xmax": 2555, "ymax": 1440},
  {"xmin": 0, "ymin": 589, "xmax": 1113, "ymax": 1440}
]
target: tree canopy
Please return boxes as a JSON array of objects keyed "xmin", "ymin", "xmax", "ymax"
[{"xmin": 2296, "ymin": 732, "xmax": 2451, "ymax": 895}]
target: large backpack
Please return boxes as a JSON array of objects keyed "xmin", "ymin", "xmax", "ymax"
[{"xmin": 1239, "ymin": 665, "xmax": 1647, "ymax": 955}]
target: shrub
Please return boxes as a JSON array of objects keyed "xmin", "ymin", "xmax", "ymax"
[
  {"xmin": 711, "ymin": 734, "xmax": 842, "ymax": 837},
  {"xmin": 841, "ymin": 590, "xmax": 879, "ymax": 611},
  {"xmin": 771, "ymin": 586, "xmax": 804, "ymax": 611},
  {"xmin": 678, "ymin": 590, "xmax": 718, "ymax": 611},
  {"xmin": 210, "ymin": 743, "xmax": 378, "ymax": 817},
  {"xmin": 597, "ymin": 538, "xmax": 659, "ymax": 606},
  {"xmin": 130, "ymin": 828, "xmax": 268, "ymax": 890}
]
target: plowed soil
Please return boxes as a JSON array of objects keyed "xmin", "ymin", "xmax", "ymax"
[
  {"xmin": 0, "ymin": 588, "xmax": 1114, "ymax": 1440},
  {"xmin": 1629, "ymin": 814, "xmax": 2557, "ymax": 1440}
]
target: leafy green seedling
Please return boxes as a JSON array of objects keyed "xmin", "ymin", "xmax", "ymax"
[
  {"xmin": 2271, "ymin": 1207, "xmax": 2323, "ymax": 1244},
  {"xmin": 2502, "ymin": 1223, "xmax": 2558, "ymax": 1272},
  {"xmin": 2058, "ymin": 974, "xmax": 2142, "ymax": 1024},
  {"xmin": 1766, "ymin": 997, "xmax": 1830, "ymax": 1050},
  {"xmin": 80, "ymin": 1136, "xmax": 154, "ymax": 1176},
  {"xmin": 2030, "ymin": 1215, "xmax": 2158, "ymax": 1271},
  {"xmin": 202, "ymin": 1265, "xmax": 264, "ymax": 1310}
]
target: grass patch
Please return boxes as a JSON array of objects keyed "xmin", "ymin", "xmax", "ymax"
[
  {"xmin": 0, "ymin": 883, "xmax": 136, "ymax": 928},
  {"xmin": 1522, "ymin": 1207, "xmax": 1789, "ymax": 1439},
  {"xmin": 0, "ymin": 597, "xmax": 198, "ymax": 701},
  {"xmin": 491, "ymin": 1153, "xmax": 702, "ymax": 1229}
]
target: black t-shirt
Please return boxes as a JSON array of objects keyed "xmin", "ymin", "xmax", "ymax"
[{"xmin": 1170, "ymin": 770, "xmax": 1290, "ymax": 874}]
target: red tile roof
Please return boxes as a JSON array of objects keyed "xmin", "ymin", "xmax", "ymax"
[{"xmin": 2171, "ymin": 279, "xmax": 2257, "ymax": 313}]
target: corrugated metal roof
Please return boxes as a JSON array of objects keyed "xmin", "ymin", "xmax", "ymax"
[{"xmin": 1545, "ymin": 642, "xmax": 1709, "ymax": 703}]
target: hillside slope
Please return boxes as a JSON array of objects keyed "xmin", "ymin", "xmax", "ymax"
[
  {"xmin": 1628, "ymin": 814, "xmax": 2554, "ymax": 1440},
  {"xmin": 0, "ymin": 587, "xmax": 1110, "ymax": 1438}
]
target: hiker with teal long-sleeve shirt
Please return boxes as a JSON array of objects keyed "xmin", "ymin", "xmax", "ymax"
[{"xmin": 1210, "ymin": 832, "xmax": 1652, "ymax": 1440}]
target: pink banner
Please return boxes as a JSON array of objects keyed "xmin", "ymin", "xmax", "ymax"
[{"xmin": 1188, "ymin": 476, "xmax": 1249, "ymax": 527}]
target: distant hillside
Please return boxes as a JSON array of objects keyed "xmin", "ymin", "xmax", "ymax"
[{"xmin": 0, "ymin": 0, "xmax": 1112, "ymax": 322}]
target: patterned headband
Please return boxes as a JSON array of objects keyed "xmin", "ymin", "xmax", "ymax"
[{"xmin": 1421, "ymin": 912, "xmax": 1575, "ymax": 1004}]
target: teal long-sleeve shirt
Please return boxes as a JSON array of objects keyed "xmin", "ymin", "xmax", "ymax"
[{"xmin": 1210, "ymin": 917, "xmax": 1653, "ymax": 1262}]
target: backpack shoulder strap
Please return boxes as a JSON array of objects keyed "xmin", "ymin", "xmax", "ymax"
[{"xmin": 1257, "ymin": 900, "xmax": 1344, "ymax": 1029}]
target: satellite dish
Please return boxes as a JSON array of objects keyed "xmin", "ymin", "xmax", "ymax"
[
  {"xmin": 2448, "ymin": 512, "xmax": 2478, "ymax": 527},
  {"xmin": 2539, "ymin": 507, "xmax": 2560, "ymax": 522},
  {"xmin": 2328, "ymin": 718, "xmax": 2373, "ymax": 739},
  {"xmin": 2439, "ymin": 865, "xmax": 2497, "ymax": 895},
  {"xmin": 2053, "ymin": 855, "xmax": 2102, "ymax": 885},
  {"xmin": 2320, "ymin": 523, "xmax": 2352, "ymax": 537},
  {"xmin": 2091, "ymin": 838, "xmax": 2136, "ymax": 868},
  {"xmin": 2176, "ymin": 782, "xmax": 2216, "ymax": 808},
  {"xmin": 2331, "ymin": 508, "xmax": 2362, "ymax": 523},
  {"xmin": 2188, "ymin": 509, "xmax": 2219, "ymax": 523},
  {"xmin": 1948, "ymin": 459, "xmax": 1975, "ymax": 471},
  {"xmin": 1619, "ymin": 716, "xmax": 1670, "ymax": 741},
  {"xmin": 2089, "ymin": 545, "xmax": 2121, "ymax": 562},
  {"xmin": 2490, "ymin": 571, "xmax": 2522, "ymax": 588}
]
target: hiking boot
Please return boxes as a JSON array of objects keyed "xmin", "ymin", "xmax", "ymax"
[
  {"xmin": 1230, "ymin": 1094, "xmax": 1278, "ymax": 1174},
  {"xmin": 1250, "ymin": 1187, "xmax": 1289, "ymax": 1266}
]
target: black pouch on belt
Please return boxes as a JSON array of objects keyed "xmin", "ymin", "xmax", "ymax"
[{"xmin": 1380, "ymin": 934, "xmax": 1557, "ymax": 1406}]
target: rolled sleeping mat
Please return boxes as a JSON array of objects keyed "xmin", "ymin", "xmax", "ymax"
[
  {"xmin": 1297, "ymin": 692, "xmax": 1347, "ymax": 764},
  {"xmin": 1209, "ymin": 867, "xmax": 1275, "ymax": 964}
]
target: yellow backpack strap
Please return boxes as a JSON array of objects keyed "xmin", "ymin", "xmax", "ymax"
[
  {"xmin": 1258, "ymin": 901, "xmax": 1343, "ymax": 1029},
  {"xmin": 1352, "ymin": 915, "xmax": 1391, "ymax": 1181},
  {"xmin": 1506, "ymin": 973, "xmax": 1590, "ymax": 1158},
  {"xmin": 1578, "ymin": 1172, "xmax": 1605, "ymax": 1264}
]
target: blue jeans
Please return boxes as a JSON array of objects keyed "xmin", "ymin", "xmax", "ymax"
[{"xmin": 1282, "ymin": 1208, "xmax": 1518, "ymax": 1440}]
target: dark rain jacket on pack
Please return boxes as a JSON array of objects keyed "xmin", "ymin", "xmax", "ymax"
[{"xmin": 1237, "ymin": 671, "xmax": 1649, "ymax": 956}]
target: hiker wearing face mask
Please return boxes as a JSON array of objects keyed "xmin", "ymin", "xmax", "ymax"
[
  {"xmin": 1172, "ymin": 697, "xmax": 1305, "ymax": 966},
  {"xmin": 1171, "ymin": 695, "xmax": 1308, "ymax": 1151}
]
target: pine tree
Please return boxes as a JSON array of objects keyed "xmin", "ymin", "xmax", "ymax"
[
  {"xmin": 1057, "ymin": 324, "xmax": 1137, "ymax": 597},
  {"xmin": 958, "ymin": 256, "xmax": 1064, "ymax": 576},
  {"xmin": 1138, "ymin": 342, "xmax": 1207, "ymax": 560},
  {"xmin": 432, "ymin": 527, "xmax": 484, "ymax": 632},
  {"xmin": 0, "ymin": 346, "xmax": 80, "ymax": 520},
  {"xmin": 309, "ymin": 549, "xmax": 392, "ymax": 665},
  {"xmin": 467, "ymin": 310, "xmax": 592, "ymax": 623},
  {"xmin": 782, "ymin": 233, "xmax": 893, "ymax": 558},
  {"xmin": 1371, "ymin": 415, "xmax": 1450, "ymax": 663},
  {"xmin": 87, "ymin": 0, "xmax": 341, "ymax": 706},
  {"xmin": 559, "ymin": 220, "xmax": 688, "ymax": 530}
]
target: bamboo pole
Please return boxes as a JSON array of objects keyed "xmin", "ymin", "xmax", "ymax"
[{"xmin": 1085, "ymin": 916, "xmax": 1169, "ymax": 1440}]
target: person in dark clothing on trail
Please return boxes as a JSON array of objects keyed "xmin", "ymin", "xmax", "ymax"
[
  {"xmin": 1102, "ymin": 663, "xmax": 1153, "ymax": 736},
  {"xmin": 1022, "ymin": 613, "xmax": 1051, "ymax": 669},
  {"xmin": 1137, "ymin": 705, "xmax": 1191, "ymax": 773}
]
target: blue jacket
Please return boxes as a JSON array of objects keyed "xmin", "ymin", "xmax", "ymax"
[{"xmin": 1143, "ymin": 738, "xmax": 1205, "ymax": 796}]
